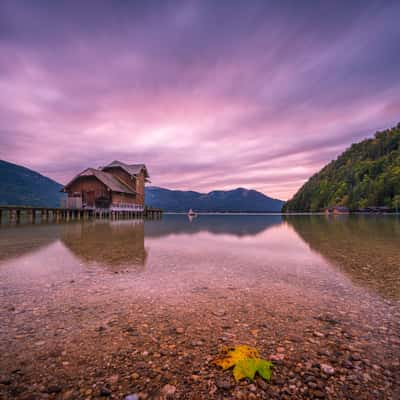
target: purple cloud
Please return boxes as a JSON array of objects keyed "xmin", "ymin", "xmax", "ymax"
[{"xmin": 0, "ymin": 0, "xmax": 399, "ymax": 199}]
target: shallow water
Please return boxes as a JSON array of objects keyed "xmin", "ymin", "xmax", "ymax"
[
  {"xmin": 1, "ymin": 214, "xmax": 399, "ymax": 300},
  {"xmin": 1, "ymin": 214, "xmax": 399, "ymax": 399}
]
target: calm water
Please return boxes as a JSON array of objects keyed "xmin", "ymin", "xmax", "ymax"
[
  {"xmin": 1, "ymin": 214, "xmax": 399, "ymax": 300},
  {"xmin": 1, "ymin": 214, "xmax": 399, "ymax": 399}
]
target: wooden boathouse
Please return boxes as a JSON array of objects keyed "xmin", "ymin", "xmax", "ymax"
[
  {"xmin": 0, "ymin": 161, "xmax": 162, "ymax": 224},
  {"xmin": 62, "ymin": 161, "xmax": 150, "ymax": 212}
]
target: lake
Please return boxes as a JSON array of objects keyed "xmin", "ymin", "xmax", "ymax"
[{"xmin": 0, "ymin": 214, "xmax": 399, "ymax": 399}]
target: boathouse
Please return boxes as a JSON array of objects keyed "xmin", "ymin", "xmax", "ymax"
[{"xmin": 61, "ymin": 161, "xmax": 150, "ymax": 211}]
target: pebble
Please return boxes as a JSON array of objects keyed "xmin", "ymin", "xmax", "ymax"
[
  {"xmin": 313, "ymin": 390, "xmax": 325, "ymax": 398},
  {"xmin": 61, "ymin": 389, "xmax": 75, "ymax": 400},
  {"xmin": 108, "ymin": 374, "xmax": 119, "ymax": 384},
  {"xmin": 320, "ymin": 363, "xmax": 335, "ymax": 375},
  {"xmin": 45, "ymin": 385, "xmax": 62, "ymax": 394},
  {"xmin": 248, "ymin": 383, "xmax": 257, "ymax": 392},
  {"xmin": 175, "ymin": 328, "xmax": 184, "ymax": 334},
  {"xmin": 161, "ymin": 384, "xmax": 176, "ymax": 398},
  {"xmin": 0, "ymin": 376, "xmax": 11, "ymax": 385},
  {"xmin": 125, "ymin": 395, "xmax": 139, "ymax": 400},
  {"xmin": 100, "ymin": 387, "xmax": 111, "ymax": 396},
  {"xmin": 215, "ymin": 378, "xmax": 233, "ymax": 390},
  {"xmin": 270, "ymin": 353, "xmax": 285, "ymax": 361}
]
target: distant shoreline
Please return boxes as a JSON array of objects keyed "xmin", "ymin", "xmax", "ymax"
[{"xmin": 164, "ymin": 211, "xmax": 400, "ymax": 216}]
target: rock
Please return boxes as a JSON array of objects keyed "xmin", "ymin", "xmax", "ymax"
[
  {"xmin": 270, "ymin": 353, "xmax": 285, "ymax": 361},
  {"xmin": 256, "ymin": 377, "xmax": 268, "ymax": 390},
  {"xmin": 363, "ymin": 373, "xmax": 372, "ymax": 382},
  {"xmin": 45, "ymin": 385, "xmax": 62, "ymax": 394},
  {"xmin": 320, "ymin": 363, "xmax": 335, "ymax": 375},
  {"xmin": 100, "ymin": 387, "xmax": 111, "ymax": 396},
  {"xmin": 0, "ymin": 376, "xmax": 11, "ymax": 385},
  {"xmin": 61, "ymin": 390, "xmax": 75, "ymax": 400},
  {"xmin": 248, "ymin": 383, "xmax": 257, "ymax": 392},
  {"xmin": 313, "ymin": 390, "xmax": 325, "ymax": 398},
  {"xmin": 342, "ymin": 360, "xmax": 353, "ymax": 369},
  {"xmin": 350, "ymin": 354, "xmax": 361, "ymax": 361},
  {"xmin": 216, "ymin": 377, "xmax": 233, "ymax": 390},
  {"xmin": 125, "ymin": 395, "xmax": 140, "ymax": 400},
  {"xmin": 175, "ymin": 328, "xmax": 184, "ymax": 334},
  {"xmin": 213, "ymin": 310, "xmax": 226, "ymax": 317},
  {"xmin": 161, "ymin": 384, "xmax": 176, "ymax": 398},
  {"xmin": 131, "ymin": 372, "xmax": 140, "ymax": 380},
  {"xmin": 108, "ymin": 374, "xmax": 119, "ymax": 384}
]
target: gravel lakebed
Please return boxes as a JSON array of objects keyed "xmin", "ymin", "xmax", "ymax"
[{"xmin": 1, "ymin": 280, "xmax": 399, "ymax": 400}]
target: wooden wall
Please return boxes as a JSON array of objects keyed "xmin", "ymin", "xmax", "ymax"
[
  {"xmin": 135, "ymin": 172, "xmax": 145, "ymax": 206},
  {"xmin": 111, "ymin": 192, "xmax": 136, "ymax": 205},
  {"xmin": 66, "ymin": 176, "xmax": 110, "ymax": 207}
]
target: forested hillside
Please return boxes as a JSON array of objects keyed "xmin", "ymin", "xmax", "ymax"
[
  {"xmin": 283, "ymin": 123, "xmax": 400, "ymax": 212},
  {"xmin": 0, "ymin": 160, "xmax": 65, "ymax": 207}
]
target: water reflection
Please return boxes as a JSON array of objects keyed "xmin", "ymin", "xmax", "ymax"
[
  {"xmin": 145, "ymin": 214, "xmax": 283, "ymax": 237},
  {"xmin": 285, "ymin": 215, "xmax": 400, "ymax": 299},
  {"xmin": 0, "ymin": 224, "xmax": 61, "ymax": 262},
  {"xmin": 1, "ymin": 215, "xmax": 400, "ymax": 301},
  {"xmin": 60, "ymin": 220, "xmax": 147, "ymax": 271}
]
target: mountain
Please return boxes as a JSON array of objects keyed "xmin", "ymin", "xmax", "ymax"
[
  {"xmin": 145, "ymin": 186, "xmax": 284, "ymax": 212},
  {"xmin": 0, "ymin": 159, "xmax": 284, "ymax": 212},
  {"xmin": 283, "ymin": 123, "xmax": 400, "ymax": 212},
  {"xmin": 0, "ymin": 160, "xmax": 65, "ymax": 207}
]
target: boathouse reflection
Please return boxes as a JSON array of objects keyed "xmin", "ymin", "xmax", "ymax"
[{"xmin": 60, "ymin": 220, "xmax": 147, "ymax": 271}]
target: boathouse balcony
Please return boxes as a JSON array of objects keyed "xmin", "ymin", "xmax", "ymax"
[
  {"xmin": 61, "ymin": 197, "xmax": 144, "ymax": 212},
  {"xmin": 109, "ymin": 203, "xmax": 144, "ymax": 212}
]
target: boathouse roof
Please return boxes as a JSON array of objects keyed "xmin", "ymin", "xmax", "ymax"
[
  {"xmin": 103, "ymin": 160, "xmax": 150, "ymax": 179},
  {"xmin": 63, "ymin": 168, "xmax": 136, "ymax": 194}
]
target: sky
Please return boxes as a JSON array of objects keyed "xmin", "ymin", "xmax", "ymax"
[{"xmin": 0, "ymin": 1, "xmax": 399, "ymax": 200}]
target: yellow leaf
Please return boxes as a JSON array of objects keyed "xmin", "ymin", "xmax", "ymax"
[
  {"xmin": 233, "ymin": 358, "xmax": 273, "ymax": 382},
  {"xmin": 213, "ymin": 345, "xmax": 260, "ymax": 370}
]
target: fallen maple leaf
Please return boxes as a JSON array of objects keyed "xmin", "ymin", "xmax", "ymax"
[
  {"xmin": 214, "ymin": 345, "xmax": 273, "ymax": 382},
  {"xmin": 233, "ymin": 357, "xmax": 273, "ymax": 382},
  {"xmin": 214, "ymin": 345, "xmax": 260, "ymax": 370}
]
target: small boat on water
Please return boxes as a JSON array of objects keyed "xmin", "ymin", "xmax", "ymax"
[{"xmin": 188, "ymin": 208, "xmax": 197, "ymax": 217}]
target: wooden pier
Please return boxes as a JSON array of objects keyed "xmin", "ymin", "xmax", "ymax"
[{"xmin": 0, "ymin": 206, "xmax": 162, "ymax": 225}]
